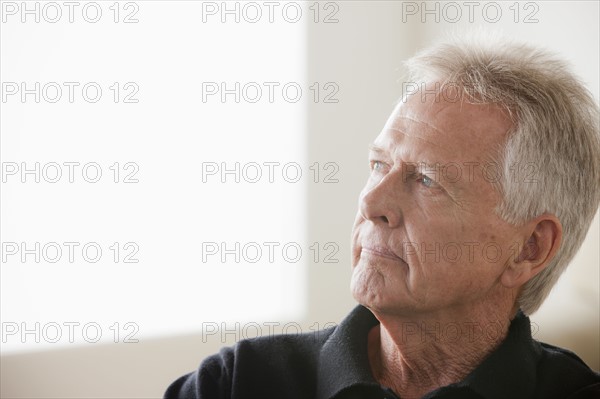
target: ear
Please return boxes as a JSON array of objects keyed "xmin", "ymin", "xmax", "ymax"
[{"xmin": 501, "ymin": 214, "xmax": 562, "ymax": 289}]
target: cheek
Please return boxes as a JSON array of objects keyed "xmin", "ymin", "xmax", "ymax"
[
  {"xmin": 403, "ymin": 220, "xmax": 491, "ymax": 273},
  {"xmin": 351, "ymin": 214, "xmax": 365, "ymax": 266},
  {"xmin": 401, "ymin": 220, "xmax": 464, "ymax": 261}
]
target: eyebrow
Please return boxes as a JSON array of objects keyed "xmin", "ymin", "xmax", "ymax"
[
  {"xmin": 368, "ymin": 144, "xmax": 442, "ymax": 173},
  {"xmin": 368, "ymin": 144, "xmax": 385, "ymax": 153}
]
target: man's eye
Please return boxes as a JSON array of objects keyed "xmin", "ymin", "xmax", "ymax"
[
  {"xmin": 416, "ymin": 174, "xmax": 437, "ymax": 188},
  {"xmin": 370, "ymin": 160, "xmax": 385, "ymax": 172}
]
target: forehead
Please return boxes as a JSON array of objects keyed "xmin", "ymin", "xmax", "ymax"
[{"xmin": 377, "ymin": 92, "xmax": 513, "ymax": 161}]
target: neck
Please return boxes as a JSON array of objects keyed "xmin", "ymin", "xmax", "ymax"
[{"xmin": 368, "ymin": 302, "xmax": 515, "ymax": 399}]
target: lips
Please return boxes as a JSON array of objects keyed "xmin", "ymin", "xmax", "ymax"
[{"xmin": 362, "ymin": 246, "xmax": 406, "ymax": 263}]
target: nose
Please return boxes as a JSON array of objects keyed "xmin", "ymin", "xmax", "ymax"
[{"xmin": 359, "ymin": 171, "xmax": 404, "ymax": 228}]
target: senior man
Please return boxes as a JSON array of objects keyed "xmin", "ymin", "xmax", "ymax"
[{"xmin": 165, "ymin": 38, "xmax": 600, "ymax": 399}]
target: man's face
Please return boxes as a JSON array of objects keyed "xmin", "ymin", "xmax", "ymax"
[{"xmin": 351, "ymin": 90, "xmax": 522, "ymax": 316}]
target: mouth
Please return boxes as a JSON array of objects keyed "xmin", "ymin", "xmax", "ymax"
[{"xmin": 361, "ymin": 246, "xmax": 406, "ymax": 263}]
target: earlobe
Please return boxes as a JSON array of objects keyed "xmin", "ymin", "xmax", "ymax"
[
  {"xmin": 500, "ymin": 255, "xmax": 529, "ymax": 288},
  {"xmin": 501, "ymin": 215, "xmax": 562, "ymax": 289}
]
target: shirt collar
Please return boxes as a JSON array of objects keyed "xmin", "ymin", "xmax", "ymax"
[
  {"xmin": 451, "ymin": 310, "xmax": 539, "ymax": 399},
  {"xmin": 316, "ymin": 305, "xmax": 540, "ymax": 399},
  {"xmin": 316, "ymin": 305, "xmax": 380, "ymax": 399}
]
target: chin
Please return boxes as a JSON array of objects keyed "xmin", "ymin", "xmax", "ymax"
[
  {"xmin": 350, "ymin": 272, "xmax": 417, "ymax": 317},
  {"xmin": 351, "ymin": 272, "xmax": 391, "ymax": 311}
]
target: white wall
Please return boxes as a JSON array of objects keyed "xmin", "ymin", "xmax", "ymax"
[{"xmin": 1, "ymin": 2, "xmax": 598, "ymax": 398}]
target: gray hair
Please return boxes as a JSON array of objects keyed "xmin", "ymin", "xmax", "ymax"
[{"xmin": 404, "ymin": 35, "xmax": 600, "ymax": 315}]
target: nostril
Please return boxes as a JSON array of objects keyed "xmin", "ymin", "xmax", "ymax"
[{"xmin": 381, "ymin": 216, "xmax": 389, "ymax": 224}]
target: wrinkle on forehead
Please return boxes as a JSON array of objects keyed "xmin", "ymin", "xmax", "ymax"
[
  {"xmin": 384, "ymin": 94, "xmax": 513, "ymax": 152},
  {"xmin": 384, "ymin": 100, "xmax": 455, "ymax": 138},
  {"xmin": 395, "ymin": 116, "xmax": 445, "ymax": 134},
  {"xmin": 380, "ymin": 127, "xmax": 443, "ymax": 150}
]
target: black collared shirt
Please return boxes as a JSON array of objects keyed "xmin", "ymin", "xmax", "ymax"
[{"xmin": 164, "ymin": 305, "xmax": 600, "ymax": 399}]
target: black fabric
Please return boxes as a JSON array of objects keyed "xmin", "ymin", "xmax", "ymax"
[{"xmin": 164, "ymin": 305, "xmax": 600, "ymax": 399}]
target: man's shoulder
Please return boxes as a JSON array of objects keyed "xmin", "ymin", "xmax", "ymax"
[
  {"xmin": 165, "ymin": 325, "xmax": 338, "ymax": 399},
  {"xmin": 533, "ymin": 340, "xmax": 600, "ymax": 399},
  {"xmin": 454, "ymin": 311, "xmax": 599, "ymax": 399},
  {"xmin": 207, "ymin": 323, "xmax": 337, "ymax": 368},
  {"xmin": 536, "ymin": 340, "xmax": 599, "ymax": 378}
]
